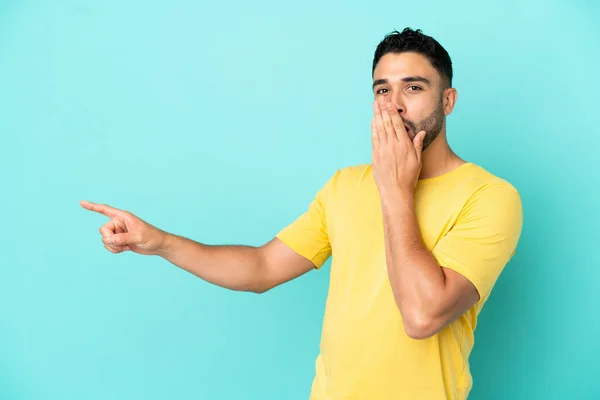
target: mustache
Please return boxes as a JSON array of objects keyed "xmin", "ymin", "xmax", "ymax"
[{"xmin": 401, "ymin": 118, "xmax": 417, "ymax": 133}]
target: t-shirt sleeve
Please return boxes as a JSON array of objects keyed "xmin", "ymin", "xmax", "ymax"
[
  {"xmin": 431, "ymin": 182, "xmax": 523, "ymax": 304},
  {"xmin": 275, "ymin": 171, "xmax": 338, "ymax": 269}
]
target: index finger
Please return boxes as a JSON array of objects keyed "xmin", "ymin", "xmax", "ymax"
[
  {"xmin": 386, "ymin": 103, "xmax": 409, "ymax": 143},
  {"xmin": 80, "ymin": 200, "xmax": 124, "ymax": 218}
]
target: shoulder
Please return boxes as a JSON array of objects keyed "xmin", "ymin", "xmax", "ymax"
[
  {"xmin": 327, "ymin": 163, "xmax": 373, "ymax": 186},
  {"xmin": 312, "ymin": 163, "xmax": 372, "ymax": 203},
  {"xmin": 465, "ymin": 164, "xmax": 521, "ymax": 205},
  {"xmin": 456, "ymin": 164, "xmax": 523, "ymax": 228},
  {"xmin": 450, "ymin": 163, "xmax": 518, "ymax": 194}
]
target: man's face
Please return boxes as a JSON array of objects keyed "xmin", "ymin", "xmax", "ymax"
[{"xmin": 372, "ymin": 52, "xmax": 447, "ymax": 151}]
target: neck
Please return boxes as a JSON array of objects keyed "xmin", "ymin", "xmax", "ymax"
[{"xmin": 419, "ymin": 129, "xmax": 465, "ymax": 180}]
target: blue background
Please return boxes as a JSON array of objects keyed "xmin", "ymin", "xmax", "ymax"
[{"xmin": 1, "ymin": 0, "xmax": 598, "ymax": 398}]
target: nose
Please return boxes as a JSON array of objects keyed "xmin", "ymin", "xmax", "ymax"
[{"xmin": 390, "ymin": 96, "xmax": 405, "ymax": 115}]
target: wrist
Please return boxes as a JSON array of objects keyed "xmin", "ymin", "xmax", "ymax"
[
  {"xmin": 380, "ymin": 187, "xmax": 414, "ymax": 210},
  {"xmin": 156, "ymin": 231, "xmax": 176, "ymax": 258}
]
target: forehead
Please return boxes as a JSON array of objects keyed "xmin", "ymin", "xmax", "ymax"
[{"xmin": 373, "ymin": 52, "xmax": 439, "ymax": 84}]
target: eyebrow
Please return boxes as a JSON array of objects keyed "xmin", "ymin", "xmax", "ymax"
[{"xmin": 372, "ymin": 76, "xmax": 431, "ymax": 90}]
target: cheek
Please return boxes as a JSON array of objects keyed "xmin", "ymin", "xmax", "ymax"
[
  {"xmin": 411, "ymin": 97, "xmax": 438, "ymax": 121},
  {"xmin": 405, "ymin": 98, "xmax": 428, "ymax": 121}
]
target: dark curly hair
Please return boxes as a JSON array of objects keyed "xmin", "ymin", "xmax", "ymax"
[{"xmin": 372, "ymin": 27, "xmax": 453, "ymax": 89}]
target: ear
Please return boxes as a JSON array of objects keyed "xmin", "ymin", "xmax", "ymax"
[{"xmin": 442, "ymin": 87, "xmax": 458, "ymax": 116}]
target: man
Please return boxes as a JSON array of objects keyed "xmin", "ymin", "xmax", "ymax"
[{"xmin": 81, "ymin": 28, "xmax": 523, "ymax": 399}]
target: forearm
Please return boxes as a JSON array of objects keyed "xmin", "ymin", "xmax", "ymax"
[
  {"xmin": 381, "ymin": 192, "xmax": 447, "ymax": 328},
  {"xmin": 157, "ymin": 233, "xmax": 267, "ymax": 293}
]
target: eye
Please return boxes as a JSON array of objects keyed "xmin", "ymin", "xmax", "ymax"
[
  {"xmin": 375, "ymin": 88, "xmax": 389, "ymax": 95},
  {"xmin": 407, "ymin": 86, "xmax": 422, "ymax": 92}
]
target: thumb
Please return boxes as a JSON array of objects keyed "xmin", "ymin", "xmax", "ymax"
[
  {"xmin": 102, "ymin": 232, "xmax": 136, "ymax": 246},
  {"xmin": 413, "ymin": 130, "xmax": 426, "ymax": 153}
]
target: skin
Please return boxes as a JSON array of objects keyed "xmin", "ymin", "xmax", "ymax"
[
  {"xmin": 79, "ymin": 200, "xmax": 316, "ymax": 294},
  {"xmin": 371, "ymin": 52, "xmax": 480, "ymax": 339}
]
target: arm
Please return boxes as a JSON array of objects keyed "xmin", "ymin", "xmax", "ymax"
[
  {"xmin": 158, "ymin": 235, "xmax": 316, "ymax": 294},
  {"xmin": 370, "ymin": 99, "xmax": 521, "ymax": 339},
  {"xmin": 370, "ymin": 99, "xmax": 482, "ymax": 340},
  {"xmin": 380, "ymin": 193, "xmax": 479, "ymax": 339},
  {"xmin": 80, "ymin": 200, "xmax": 315, "ymax": 294}
]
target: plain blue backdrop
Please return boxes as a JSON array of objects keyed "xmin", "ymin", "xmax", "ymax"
[{"xmin": 1, "ymin": 0, "xmax": 599, "ymax": 399}]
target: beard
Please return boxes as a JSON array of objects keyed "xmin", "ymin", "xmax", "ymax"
[{"xmin": 402, "ymin": 99, "xmax": 445, "ymax": 152}]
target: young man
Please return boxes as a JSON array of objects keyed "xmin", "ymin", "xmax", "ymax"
[{"xmin": 81, "ymin": 28, "xmax": 523, "ymax": 400}]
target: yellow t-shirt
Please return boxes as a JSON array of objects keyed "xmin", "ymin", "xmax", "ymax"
[{"xmin": 276, "ymin": 162, "xmax": 523, "ymax": 400}]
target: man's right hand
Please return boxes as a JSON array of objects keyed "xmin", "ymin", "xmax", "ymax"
[{"xmin": 80, "ymin": 200, "xmax": 169, "ymax": 256}]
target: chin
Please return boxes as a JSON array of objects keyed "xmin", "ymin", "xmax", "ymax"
[{"xmin": 422, "ymin": 132, "xmax": 441, "ymax": 152}]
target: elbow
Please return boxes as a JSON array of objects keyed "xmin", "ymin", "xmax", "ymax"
[
  {"xmin": 404, "ymin": 326, "xmax": 435, "ymax": 340},
  {"xmin": 251, "ymin": 286, "xmax": 269, "ymax": 294},
  {"xmin": 402, "ymin": 312, "xmax": 439, "ymax": 340},
  {"xmin": 232, "ymin": 281, "xmax": 270, "ymax": 294},
  {"xmin": 249, "ymin": 281, "xmax": 273, "ymax": 294}
]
